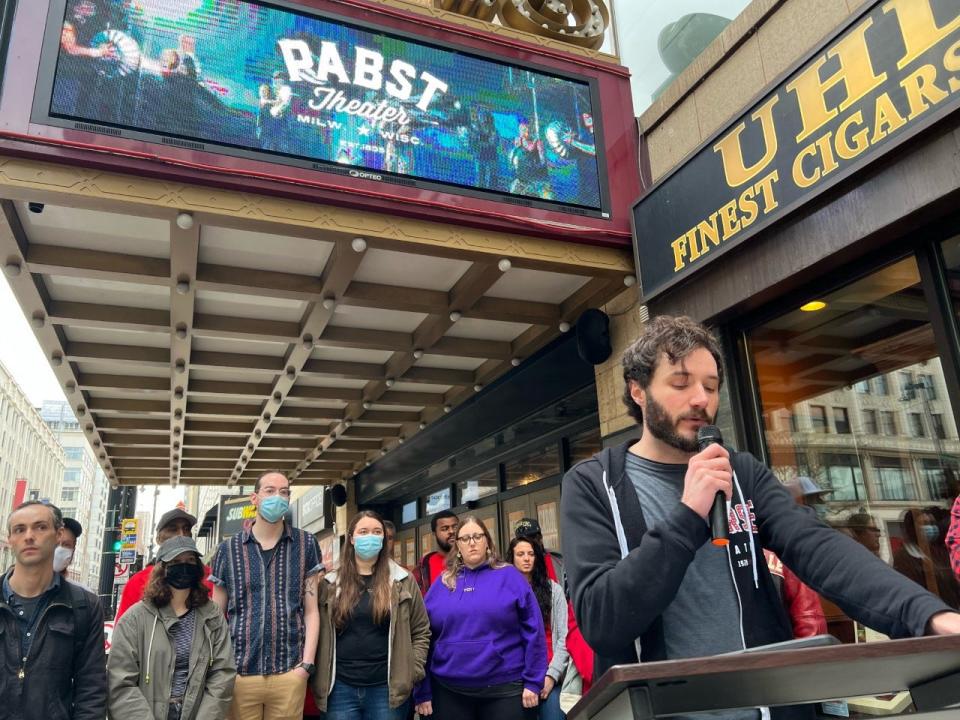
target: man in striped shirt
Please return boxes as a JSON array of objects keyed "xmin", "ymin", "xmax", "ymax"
[{"xmin": 211, "ymin": 471, "xmax": 322, "ymax": 720}]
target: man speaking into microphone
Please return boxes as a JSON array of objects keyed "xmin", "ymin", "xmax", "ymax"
[{"xmin": 560, "ymin": 315, "xmax": 960, "ymax": 720}]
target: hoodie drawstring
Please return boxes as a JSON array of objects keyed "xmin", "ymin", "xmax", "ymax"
[
  {"xmin": 144, "ymin": 614, "xmax": 159, "ymax": 685},
  {"xmin": 602, "ymin": 466, "xmax": 643, "ymax": 661}
]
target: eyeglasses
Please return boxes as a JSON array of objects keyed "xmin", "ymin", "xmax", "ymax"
[
  {"xmin": 259, "ymin": 487, "xmax": 291, "ymax": 498},
  {"xmin": 457, "ymin": 533, "xmax": 486, "ymax": 545}
]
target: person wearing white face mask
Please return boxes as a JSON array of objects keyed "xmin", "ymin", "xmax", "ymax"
[
  {"xmin": 311, "ymin": 510, "xmax": 430, "ymax": 719},
  {"xmin": 54, "ymin": 517, "xmax": 83, "ymax": 577},
  {"xmin": 210, "ymin": 471, "xmax": 322, "ymax": 720}
]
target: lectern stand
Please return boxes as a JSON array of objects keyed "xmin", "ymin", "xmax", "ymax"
[{"xmin": 567, "ymin": 635, "xmax": 960, "ymax": 720}]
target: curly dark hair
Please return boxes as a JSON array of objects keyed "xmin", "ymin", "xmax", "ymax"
[
  {"xmin": 143, "ymin": 554, "xmax": 209, "ymax": 610},
  {"xmin": 508, "ymin": 537, "xmax": 551, "ymax": 627},
  {"xmin": 622, "ymin": 315, "xmax": 724, "ymax": 424}
]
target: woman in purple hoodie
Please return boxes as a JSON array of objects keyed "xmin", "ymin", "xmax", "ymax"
[{"xmin": 414, "ymin": 516, "xmax": 547, "ymax": 719}]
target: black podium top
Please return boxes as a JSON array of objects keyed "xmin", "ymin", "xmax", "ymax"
[{"xmin": 568, "ymin": 635, "xmax": 960, "ymax": 719}]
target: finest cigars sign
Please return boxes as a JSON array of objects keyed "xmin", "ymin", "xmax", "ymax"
[{"xmin": 633, "ymin": 0, "xmax": 960, "ymax": 301}]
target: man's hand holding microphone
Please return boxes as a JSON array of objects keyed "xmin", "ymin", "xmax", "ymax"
[{"xmin": 681, "ymin": 426, "xmax": 731, "ymax": 545}]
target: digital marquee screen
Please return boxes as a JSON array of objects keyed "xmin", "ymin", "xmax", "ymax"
[{"xmin": 36, "ymin": 0, "xmax": 607, "ymax": 213}]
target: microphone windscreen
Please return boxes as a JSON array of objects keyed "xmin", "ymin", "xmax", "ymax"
[{"xmin": 697, "ymin": 424, "xmax": 723, "ymax": 451}]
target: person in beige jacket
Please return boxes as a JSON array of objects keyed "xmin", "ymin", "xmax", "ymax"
[
  {"xmin": 108, "ymin": 536, "xmax": 236, "ymax": 720},
  {"xmin": 311, "ymin": 511, "xmax": 430, "ymax": 718}
]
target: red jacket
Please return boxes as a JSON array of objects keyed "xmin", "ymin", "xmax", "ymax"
[
  {"xmin": 947, "ymin": 495, "xmax": 960, "ymax": 579},
  {"xmin": 546, "ymin": 553, "xmax": 594, "ymax": 691},
  {"xmin": 764, "ymin": 551, "xmax": 826, "ymax": 638},
  {"xmin": 413, "ymin": 551, "xmax": 447, "ymax": 596},
  {"xmin": 114, "ymin": 564, "xmax": 213, "ymax": 621}
]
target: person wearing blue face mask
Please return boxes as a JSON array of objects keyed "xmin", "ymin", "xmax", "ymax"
[
  {"xmin": 311, "ymin": 510, "xmax": 430, "ymax": 720},
  {"xmin": 210, "ymin": 471, "xmax": 322, "ymax": 720}
]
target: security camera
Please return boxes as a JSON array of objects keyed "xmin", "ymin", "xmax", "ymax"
[{"xmin": 27, "ymin": 203, "xmax": 44, "ymax": 214}]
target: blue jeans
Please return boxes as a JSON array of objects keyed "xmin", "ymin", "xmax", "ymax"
[
  {"xmin": 324, "ymin": 681, "xmax": 408, "ymax": 720},
  {"xmin": 539, "ymin": 686, "xmax": 566, "ymax": 720}
]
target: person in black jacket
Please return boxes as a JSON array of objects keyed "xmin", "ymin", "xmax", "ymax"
[
  {"xmin": 1, "ymin": 500, "xmax": 107, "ymax": 720},
  {"xmin": 560, "ymin": 315, "xmax": 960, "ymax": 720}
]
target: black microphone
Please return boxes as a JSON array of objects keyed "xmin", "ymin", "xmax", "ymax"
[{"xmin": 697, "ymin": 425, "xmax": 729, "ymax": 547}]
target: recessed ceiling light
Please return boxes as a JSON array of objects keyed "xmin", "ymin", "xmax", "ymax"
[{"xmin": 800, "ymin": 300, "xmax": 828, "ymax": 312}]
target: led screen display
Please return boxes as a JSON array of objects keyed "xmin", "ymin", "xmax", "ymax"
[{"xmin": 43, "ymin": 0, "xmax": 605, "ymax": 212}]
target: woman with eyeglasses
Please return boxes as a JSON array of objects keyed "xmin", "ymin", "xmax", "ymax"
[
  {"xmin": 413, "ymin": 516, "xmax": 546, "ymax": 720},
  {"xmin": 311, "ymin": 510, "xmax": 431, "ymax": 719},
  {"xmin": 108, "ymin": 536, "xmax": 236, "ymax": 720},
  {"xmin": 508, "ymin": 537, "xmax": 569, "ymax": 720}
]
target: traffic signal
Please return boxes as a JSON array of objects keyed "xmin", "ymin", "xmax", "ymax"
[{"xmin": 112, "ymin": 538, "xmax": 122, "ymax": 552}]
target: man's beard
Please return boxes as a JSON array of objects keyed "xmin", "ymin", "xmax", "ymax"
[
  {"xmin": 644, "ymin": 392, "xmax": 713, "ymax": 453},
  {"xmin": 436, "ymin": 538, "xmax": 452, "ymax": 553}
]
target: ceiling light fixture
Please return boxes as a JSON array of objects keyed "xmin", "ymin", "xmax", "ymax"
[{"xmin": 800, "ymin": 300, "xmax": 828, "ymax": 312}]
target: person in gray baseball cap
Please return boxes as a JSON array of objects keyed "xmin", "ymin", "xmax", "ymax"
[
  {"xmin": 108, "ymin": 536, "xmax": 236, "ymax": 720},
  {"xmin": 116, "ymin": 507, "xmax": 212, "ymax": 621}
]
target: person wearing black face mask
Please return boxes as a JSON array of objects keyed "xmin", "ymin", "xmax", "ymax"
[{"xmin": 108, "ymin": 536, "xmax": 237, "ymax": 720}]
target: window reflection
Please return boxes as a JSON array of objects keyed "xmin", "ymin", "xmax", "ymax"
[
  {"xmin": 456, "ymin": 468, "xmax": 499, "ymax": 504},
  {"xmin": 504, "ymin": 443, "xmax": 561, "ymax": 489},
  {"xmin": 748, "ymin": 256, "xmax": 959, "ymax": 612}
]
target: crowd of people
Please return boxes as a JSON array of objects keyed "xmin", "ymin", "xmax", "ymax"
[{"xmin": 3, "ymin": 316, "xmax": 960, "ymax": 720}]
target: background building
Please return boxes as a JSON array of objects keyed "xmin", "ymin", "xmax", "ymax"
[
  {"xmin": 0, "ymin": 362, "xmax": 64, "ymax": 569},
  {"xmin": 40, "ymin": 399, "xmax": 110, "ymax": 587}
]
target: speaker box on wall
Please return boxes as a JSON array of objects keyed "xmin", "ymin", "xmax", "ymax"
[
  {"xmin": 576, "ymin": 308, "xmax": 612, "ymax": 365},
  {"xmin": 331, "ymin": 483, "xmax": 348, "ymax": 507}
]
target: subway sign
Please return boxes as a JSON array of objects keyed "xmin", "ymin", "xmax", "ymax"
[{"xmin": 633, "ymin": 0, "xmax": 960, "ymax": 301}]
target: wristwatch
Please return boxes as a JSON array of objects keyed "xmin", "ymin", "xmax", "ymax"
[{"xmin": 299, "ymin": 662, "xmax": 316, "ymax": 675}]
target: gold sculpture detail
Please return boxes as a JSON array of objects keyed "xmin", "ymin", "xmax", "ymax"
[
  {"xmin": 432, "ymin": 0, "xmax": 501, "ymax": 22},
  {"xmin": 434, "ymin": 0, "xmax": 610, "ymax": 50}
]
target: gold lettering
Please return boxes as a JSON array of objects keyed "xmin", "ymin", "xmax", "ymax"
[
  {"xmin": 815, "ymin": 132, "xmax": 840, "ymax": 177},
  {"xmin": 712, "ymin": 95, "xmax": 780, "ymax": 187},
  {"xmin": 738, "ymin": 187, "xmax": 759, "ymax": 228},
  {"xmin": 792, "ymin": 143, "xmax": 821, "ymax": 188},
  {"xmin": 685, "ymin": 229, "xmax": 702, "ymax": 263},
  {"xmin": 884, "ymin": 0, "xmax": 960, "ymax": 70},
  {"xmin": 786, "ymin": 18, "xmax": 887, "ymax": 143},
  {"xmin": 696, "ymin": 214, "xmax": 721, "ymax": 252},
  {"xmin": 900, "ymin": 63, "xmax": 949, "ymax": 120},
  {"xmin": 871, "ymin": 92, "xmax": 907, "ymax": 143},
  {"xmin": 718, "ymin": 199, "xmax": 741, "ymax": 240},
  {"xmin": 943, "ymin": 39, "xmax": 960, "ymax": 92},
  {"xmin": 671, "ymin": 234, "xmax": 688, "ymax": 272},
  {"xmin": 754, "ymin": 170, "xmax": 780, "ymax": 213},
  {"xmin": 835, "ymin": 111, "xmax": 870, "ymax": 159}
]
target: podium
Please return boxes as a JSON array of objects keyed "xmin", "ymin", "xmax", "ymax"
[{"xmin": 567, "ymin": 635, "xmax": 960, "ymax": 719}]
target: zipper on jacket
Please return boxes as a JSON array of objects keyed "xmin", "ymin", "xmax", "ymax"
[{"xmin": 18, "ymin": 600, "xmax": 69, "ymax": 682}]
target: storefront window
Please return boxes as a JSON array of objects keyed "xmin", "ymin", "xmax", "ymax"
[
  {"xmin": 456, "ymin": 468, "xmax": 499, "ymax": 504},
  {"xmin": 504, "ymin": 443, "xmax": 561, "ymax": 489},
  {"xmin": 610, "ymin": 0, "xmax": 751, "ymax": 114},
  {"xmin": 568, "ymin": 427, "xmax": 602, "ymax": 466},
  {"xmin": 748, "ymin": 256, "xmax": 960, "ymax": 611},
  {"xmin": 423, "ymin": 487, "xmax": 451, "ymax": 516}
]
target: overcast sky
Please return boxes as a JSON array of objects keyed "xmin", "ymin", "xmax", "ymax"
[{"xmin": 1, "ymin": 273, "xmax": 66, "ymax": 405}]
